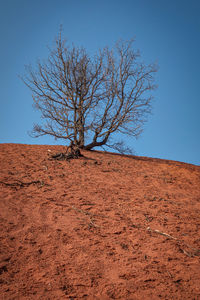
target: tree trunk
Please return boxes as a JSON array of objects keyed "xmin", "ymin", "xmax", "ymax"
[
  {"xmin": 77, "ymin": 101, "xmax": 85, "ymax": 148},
  {"xmin": 78, "ymin": 129, "xmax": 85, "ymax": 148}
]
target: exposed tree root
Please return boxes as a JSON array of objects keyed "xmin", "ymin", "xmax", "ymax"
[
  {"xmin": 50, "ymin": 145, "xmax": 83, "ymax": 161},
  {"xmin": 0, "ymin": 180, "xmax": 44, "ymax": 188}
]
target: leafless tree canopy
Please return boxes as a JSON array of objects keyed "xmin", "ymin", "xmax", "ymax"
[{"xmin": 23, "ymin": 31, "xmax": 157, "ymax": 152}]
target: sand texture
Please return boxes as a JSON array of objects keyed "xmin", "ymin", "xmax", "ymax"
[{"xmin": 0, "ymin": 144, "xmax": 200, "ymax": 299}]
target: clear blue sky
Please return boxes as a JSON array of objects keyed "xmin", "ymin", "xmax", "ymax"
[{"xmin": 0, "ymin": 0, "xmax": 199, "ymax": 165}]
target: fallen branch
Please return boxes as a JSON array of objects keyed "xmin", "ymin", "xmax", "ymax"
[
  {"xmin": 147, "ymin": 227, "xmax": 177, "ymax": 240},
  {"xmin": 147, "ymin": 226, "xmax": 200, "ymax": 257}
]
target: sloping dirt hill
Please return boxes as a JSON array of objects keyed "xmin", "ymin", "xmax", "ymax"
[{"xmin": 0, "ymin": 143, "xmax": 200, "ymax": 299}]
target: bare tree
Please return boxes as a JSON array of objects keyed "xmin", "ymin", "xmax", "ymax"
[{"xmin": 22, "ymin": 31, "xmax": 157, "ymax": 152}]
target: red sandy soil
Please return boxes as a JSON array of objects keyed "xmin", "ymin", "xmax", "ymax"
[{"xmin": 0, "ymin": 144, "xmax": 200, "ymax": 300}]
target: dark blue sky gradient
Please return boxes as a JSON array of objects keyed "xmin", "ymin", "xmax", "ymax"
[{"xmin": 0, "ymin": 0, "xmax": 199, "ymax": 164}]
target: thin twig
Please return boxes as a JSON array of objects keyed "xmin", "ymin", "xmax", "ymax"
[{"xmin": 72, "ymin": 205, "xmax": 100, "ymax": 228}]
